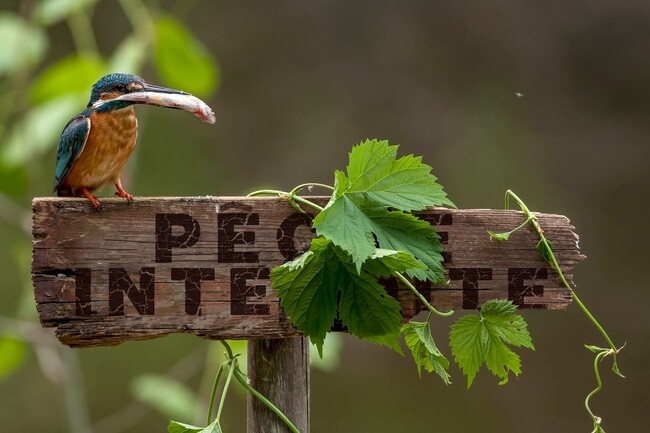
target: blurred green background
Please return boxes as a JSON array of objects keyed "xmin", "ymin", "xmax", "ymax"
[{"xmin": 1, "ymin": 1, "xmax": 649, "ymax": 432}]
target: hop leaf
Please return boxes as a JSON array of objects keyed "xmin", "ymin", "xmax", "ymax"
[
  {"xmin": 342, "ymin": 139, "xmax": 455, "ymax": 212},
  {"xmin": 313, "ymin": 139, "xmax": 453, "ymax": 280},
  {"xmin": 449, "ymin": 300, "xmax": 534, "ymax": 388},
  {"xmin": 487, "ymin": 230, "xmax": 510, "ymax": 241},
  {"xmin": 364, "ymin": 207, "xmax": 446, "ymax": 283},
  {"xmin": 362, "ymin": 249, "xmax": 428, "ymax": 278},
  {"xmin": 402, "ymin": 321, "xmax": 451, "ymax": 384},
  {"xmin": 272, "ymin": 238, "xmax": 404, "ymax": 356},
  {"xmin": 339, "ymin": 263, "xmax": 403, "ymax": 354},
  {"xmin": 272, "ymin": 238, "xmax": 341, "ymax": 355},
  {"xmin": 312, "ymin": 195, "xmax": 378, "ymax": 272},
  {"xmin": 536, "ymin": 239, "xmax": 554, "ymax": 263},
  {"xmin": 167, "ymin": 419, "xmax": 221, "ymax": 433}
]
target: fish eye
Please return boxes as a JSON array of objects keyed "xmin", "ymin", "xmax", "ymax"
[{"xmin": 115, "ymin": 83, "xmax": 126, "ymax": 92}]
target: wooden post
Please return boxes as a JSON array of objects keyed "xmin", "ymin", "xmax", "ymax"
[{"xmin": 247, "ymin": 337, "xmax": 310, "ymax": 433}]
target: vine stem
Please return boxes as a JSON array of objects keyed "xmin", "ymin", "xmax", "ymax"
[
  {"xmin": 585, "ymin": 349, "xmax": 607, "ymax": 432},
  {"xmin": 209, "ymin": 341, "xmax": 299, "ymax": 432},
  {"xmin": 247, "ymin": 189, "xmax": 324, "ymax": 212},
  {"xmin": 233, "ymin": 369, "xmax": 300, "ymax": 433},
  {"xmin": 504, "ymin": 190, "xmax": 618, "ymax": 353},
  {"xmin": 502, "ymin": 190, "xmax": 626, "ymax": 430},
  {"xmin": 292, "ymin": 195, "xmax": 324, "ymax": 212},
  {"xmin": 502, "ymin": 216, "xmax": 533, "ymax": 238},
  {"xmin": 215, "ymin": 356, "xmax": 238, "ymax": 424},
  {"xmin": 289, "ymin": 182, "xmax": 335, "ymax": 195},
  {"xmin": 206, "ymin": 361, "xmax": 227, "ymax": 425},
  {"xmin": 221, "ymin": 340, "xmax": 234, "ymax": 359},
  {"xmin": 394, "ymin": 271, "xmax": 454, "ymax": 317}
]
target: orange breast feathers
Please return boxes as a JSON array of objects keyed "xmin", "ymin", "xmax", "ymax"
[{"xmin": 63, "ymin": 108, "xmax": 139, "ymax": 194}]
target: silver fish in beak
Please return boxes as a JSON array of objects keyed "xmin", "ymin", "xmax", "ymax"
[{"xmin": 94, "ymin": 85, "xmax": 216, "ymax": 124}]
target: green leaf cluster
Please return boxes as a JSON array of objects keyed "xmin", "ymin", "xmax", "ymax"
[
  {"xmin": 271, "ymin": 139, "xmax": 454, "ymax": 355},
  {"xmin": 0, "ymin": 12, "xmax": 47, "ymax": 75},
  {"xmin": 450, "ymin": 300, "xmax": 534, "ymax": 388},
  {"xmin": 0, "ymin": 2, "xmax": 220, "ymax": 171},
  {"xmin": 254, "ymin": 149, "xmax": 544, "ymax": 391}
]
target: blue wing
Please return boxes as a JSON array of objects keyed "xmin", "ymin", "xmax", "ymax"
[{"xmin": 53, "ymin": 110, "xmax": 92, "ymax": 194}]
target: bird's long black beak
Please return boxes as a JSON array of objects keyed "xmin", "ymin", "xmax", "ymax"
[{"xmin": 141, "ymin": 83, "xmax": 190, "ymax": 95}]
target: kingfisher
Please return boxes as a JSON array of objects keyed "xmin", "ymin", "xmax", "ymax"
[{"xmin": 54, "ymin": 73, "xmax": 215, "ymax": 209}]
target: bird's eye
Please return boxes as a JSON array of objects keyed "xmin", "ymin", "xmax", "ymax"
[{"xmin": 115, "ymin": 83, "xmax": 126, "ymax": 92}]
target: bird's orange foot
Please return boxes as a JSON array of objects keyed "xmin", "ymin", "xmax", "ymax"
[
  {"xmin": 80, "ymin": 187, "xmax": 101, "ymax": 210},
  {"xmin": 114, "ymin": 183, "xmax": 133, "ymax": 205}
]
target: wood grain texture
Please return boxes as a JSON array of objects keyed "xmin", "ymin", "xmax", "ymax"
[
  {"xmin": 31, "ymin": 196, "xmax": 584, "ymax": 347},
  {"xmin": 247, "ymin": 337, "xmax": 309, "ymax": 433}
]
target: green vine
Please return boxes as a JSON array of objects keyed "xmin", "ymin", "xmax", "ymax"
[
  {"xmin": 184, "ymin": 146, "xmax": 622, "ymax": 433},
  {"xmin": 168, "ymin": 341, "xmax": 299, "ymax": 433},
  {"xmin": 248, "ymin": 186, "xmax": 455, "ymax": 321},
  {"xmin": 488, "ymin": 190, "xmax": 625, "ymax": 432},
  {"xmin": 249, "ymin": 140, "xmax": 535, "ymax": 389}
]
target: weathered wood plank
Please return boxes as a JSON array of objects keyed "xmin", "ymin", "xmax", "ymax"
[{"xmin": 31, "ymin": 197, "xmax": 584, "ymax": 347}]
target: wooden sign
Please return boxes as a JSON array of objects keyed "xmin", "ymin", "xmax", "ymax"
[{"xmin": 31, "ymin": 197, "xmax": 584, "ymax": 347}]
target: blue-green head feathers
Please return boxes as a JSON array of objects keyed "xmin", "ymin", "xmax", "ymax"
[
  {"xmin": 88, "ymin": 73, "xmax": 145, "ymax": 111},
  {"xmin": 87, "ymin": 73, "xmax": 189, "ymax": 113}
]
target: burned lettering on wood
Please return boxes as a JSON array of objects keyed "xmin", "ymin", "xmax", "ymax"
[
  {"xmin": 230, "ymin": 267, "xmax": 271, "ymax": 315},
  {"xmin": 420, "ymin": 212, "xmax": 453, "ymax": 262},
  {"xmin": 109, "ymin": 267, "xmax": 155, "ymax": 316},
  {"xmin": 75, "ymin": 268, "xmax": 92, "ymax": 316},
  {"xmin": 31, "ymin": 197, "xmax": 583, "ymax": 347},
  {"xmin": 171, "ymin": 267, "xmax": 215, "ymax": 315},
  {"xmin": 277, "ymin": 213, "xmax": 314, "ymax": 261},
  {"xmin": 508, "ymin": 267, "xmax": 549, "ymax": 309},
  {"xmin": 155, "ymin": 213, "xmax": 201, "ymax": 263},
  {"xmin": 448, "ymin": 268, "xmax": 493, "ymax": 309},
  {"xmin": 218, "ymin": 212, "xmax": 260, "ymax": 263}
]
